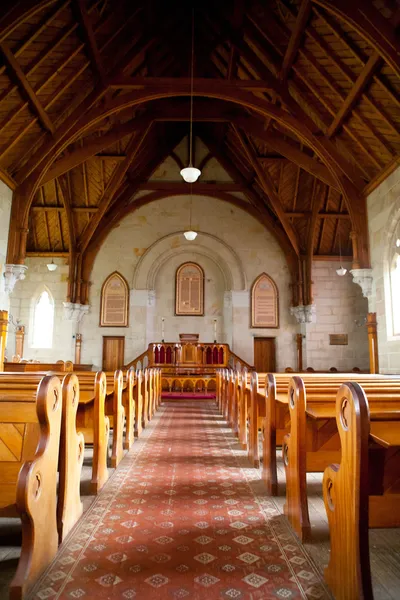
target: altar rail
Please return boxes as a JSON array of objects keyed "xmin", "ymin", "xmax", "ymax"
[{"xmin": 126, "ymin": 342, "xmax": 231, "ymax": 369}]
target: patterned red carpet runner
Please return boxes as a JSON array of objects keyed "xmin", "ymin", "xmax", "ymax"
[{"xmin": 30, "ymin": 398, "xmax": 329, "ymax": 600}]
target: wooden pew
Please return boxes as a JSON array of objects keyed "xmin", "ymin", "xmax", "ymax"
[
  {"xmin": 322, "ymin": 382, "xmax": 400, "ymax": 600},
  {"xmin": 0, "ymin": 375, "xmax": 62, "ymax": 600},
  {"xmin": 0, "ymin": 373, "xmax": 84, "ymax": 543},
  {"xmin": 282, "ymin": 375, "xmax": 400, "ymax": 541},
  {"xmin": 261, "ymin": 372, "xmax": 397, "ymax": 494}
]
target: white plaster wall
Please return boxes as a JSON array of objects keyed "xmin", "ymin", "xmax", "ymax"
[
  {"xmin": 0, "ymin": 181, "xmax": 13, "ymax": 311},
  {"xmin": 81, "ymin": 194, "xmax": 297, "ymax": 369},
  {"xmin": 5, "ymin": 258, "xmax": 75, "ymax": 362},
  {"xmin": 367, "ymin": 166, "xmax": 400, "ymax": 374},
  {"xmin": 303, "ymin": 261, "xmax": 369, "ymax": 372}
]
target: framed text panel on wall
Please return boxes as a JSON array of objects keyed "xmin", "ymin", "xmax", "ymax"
[
  {"xmin": 251, "ymin": 273, "xmax": 279, "ymax": 328},
  {"xmin": 175, "ymin": 262, "xmax": 204, "ymax": 316},
  {"xmin": 100, "ymin": 271, "xmax": 129, "ymax": 327}
]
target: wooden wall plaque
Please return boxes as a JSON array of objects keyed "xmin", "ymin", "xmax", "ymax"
[
  {"xmin": 251, "ymin": 273, "xmax": 279, "ymax": 328},
  {"xmin": 175, "ymin": 263, "xmax": 204, "ymax": 316},
  {"xmin": 100, "ymin": 271, "xmax": 129, "ymax": 327},
  {"xmin": 329, "ymin": 334, "xmax": 348, "ymax": 346}
]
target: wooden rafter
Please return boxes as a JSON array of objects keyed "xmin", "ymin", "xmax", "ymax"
[
  {"xmin": 73, "ymin": 0, "xmax": 106, "ymax": 85},
  {"xmin": 231, "ymin": 124, "xmax": 300, "ymax": 255},
  {"xmin": 77, "ymin": 120, "xmax": 153, "ymax": 252},
  {"xmin": 280, "ymin": 0, "xmax": 312, "ymax": 81},
  {"xmin": 327, "ymin": 53, "xmax": 382, "ymax": 138},
  {"xmin": 311, "ymin": 0, "xmax": 400, "ymax": 78},
  {"xmin": 0, "ymin": 40, "xmax": 54, "ymax": 134}
]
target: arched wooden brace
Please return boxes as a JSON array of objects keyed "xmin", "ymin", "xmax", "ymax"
[{"xmin": 7, "ymin": 88, "xmax": 369, "ymax": 269}]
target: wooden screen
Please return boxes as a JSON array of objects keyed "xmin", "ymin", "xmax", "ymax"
[
  {"xmin": 254, "ymin": 337, "xmax": 276, "ymax": 372},
  {"xmin": 100, "ymin": 271, "xmax": 129, "ymax": 327},
  {"xmin": 251, "ymin": 273, "xmax": 279, "ymax": 328},
  {"xmin": 175, "ymin": 263, "xmax": 204, "ymax": 316}
]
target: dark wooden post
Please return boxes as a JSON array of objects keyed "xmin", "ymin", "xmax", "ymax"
[
  {"xmin": 367, "ymin": 313, "xmax": 379, "ymax": 374},
  {"xmin": 75, "ymin": 333, "xmax": 82, "ymax": 365},
  {"xmin": 296, "ymin": 333, "xmax": 303, "ymax": 372},
  {"xmin": 0, "ymin": 310, "xmax": 8, "ymax": 370}
]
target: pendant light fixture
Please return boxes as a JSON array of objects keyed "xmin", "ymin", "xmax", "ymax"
[
  {"xmin": 184, "ymin": 184, "xmax": 197, "ymax": 241},
  {"xmin": 336, "ymin": 223, "xmax": 347, "ymax": 276},
  {"xmin": 47, "ymin": 259, "xmax": 57, "ymax": 272},
  {"xmin": 180, "ymin": 8, "xmax": 201, "ymax": 184}
]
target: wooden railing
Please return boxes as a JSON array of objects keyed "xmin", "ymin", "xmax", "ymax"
[{"xmin": 126, "ymin": 342, "xmax": 230, "ymax": 369}]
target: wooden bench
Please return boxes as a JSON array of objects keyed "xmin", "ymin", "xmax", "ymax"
[
  {"xmin": 282, "ymin": 375, "xmax": 400, "ymax": 541},
  {"xmin": 0, "ymin": 372, "xmax": 84, "ymax": 543},
  {"xmin": 260, "ymin": 372, "xmax": 397, "ymax": 494},
  {"xmin": 0, "ymin": 375, "xmax": 62, "ymax": 600},
  {"xmin": 322, "ymin": 382, "xmax": 400, "ymax": 600}
]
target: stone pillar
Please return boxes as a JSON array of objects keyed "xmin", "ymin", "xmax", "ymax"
[
  {"xmin": 296, "ymin": 333, "xmax": 303, "ymax": 372},
  {"xmin": 0, "ymin": 310, "xmax": 8, "ymax": 370},
  {"xmin": 75, "ymin": 333, "xmax": 82, "ymax": 365},
  {"xmin": 367, "ymin": 312, "xmax": 379, "ymax": 374},
  {"xmin": 15, "ymin": 325, "xmax": 25, "ymax": 360}
]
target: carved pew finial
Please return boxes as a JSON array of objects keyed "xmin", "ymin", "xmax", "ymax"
[{"xmin": 323, "ymin": 382, "xmax": 372, "ymax": 600}]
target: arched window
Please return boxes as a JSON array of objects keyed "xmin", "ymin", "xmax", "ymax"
[
  {"xmin": 390, "ymin": 223, "xmax": 400, "ymax": 336},
  {"xmin": 100, "ymin": 272, "xmax": 129, "ymax": 327},
  {"xmin": 32, "ymin": 289, "xmax": 54, "ymax": 348},
  {"xmin": 251, "ymin": 273, "xmax": 279, "ymax": 328},
  {"xmin": 175, "ymin": 262, "xmax": 204, "ymax": 316}
]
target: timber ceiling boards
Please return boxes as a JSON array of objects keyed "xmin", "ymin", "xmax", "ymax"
[{"xmin": 0, "ymin": 0, "xmax": 398, "ymax": 262}]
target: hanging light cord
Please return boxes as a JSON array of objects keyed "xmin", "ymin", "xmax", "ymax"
[
  {"xmin": 189, "ymin": 183, "xmax": 193, "ymax": 230},
  {"xmin": 189, "ymin": 7, "xmax": 194, "ymax": 167},
  {"xmin": 338, "ymin": 224, "xmax": 343, "ymax": 264}
]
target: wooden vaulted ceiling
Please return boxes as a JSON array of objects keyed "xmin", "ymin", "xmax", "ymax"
[{"xmin": 0, "ymin": 0, "xmax": 399, "ymax": 304}]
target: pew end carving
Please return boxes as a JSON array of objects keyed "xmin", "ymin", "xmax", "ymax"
[
  {"xmin": 90, "ymin": 372, "xmax": 110, "ymax": 494},
  {"xmin": 9, "ymin": 376, "xmax": 62, "ymax": 600},
  {"xmin": 57, "ymin": 373, "xmax": 84, "ymax": 543},
  {"xmin": 323, "ymin": 382, "xmax": 373, "ymax": 600},
  {"xmin": 282, "ymin": 376, "xmax": 311, "ymax": 542}
]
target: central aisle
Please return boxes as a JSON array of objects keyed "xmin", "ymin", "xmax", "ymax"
[{"xmin": 31, "ymin": 399, "xmax": 329, "ymax": 600}]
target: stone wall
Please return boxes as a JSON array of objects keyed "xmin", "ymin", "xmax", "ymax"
[
  {"xmin": 367, "ymin": 166, "xmax": 400, "ymax": 374},
  {"xmin": 81, "ymin": 195, "xmax": 297, "ymax": 369},
  {"xmin": 302, "ymin": 261, "xmax": 369, "ymax": 372},
  {"xmin": 6, "ymin": 258, "xmax": 74, "ymax": 362},
  {"xmin": 0, "ymin": 181, "xmax": 13, "ymax": 311}
]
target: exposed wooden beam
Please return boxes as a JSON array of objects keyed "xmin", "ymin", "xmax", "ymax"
[
  {"xmin": 280, "ymin": 0, "xmax": 312, "ymax": 81},
  {"xmin": 26, "ymin": 252, "xmax": 69, "ymax": 257},
  {"xmin": 311, "ymin": 254, "xmax": 353, "ymax": 261},
  {"xmin": 0, "ymin": 40, "xmax": 54, "ymax": 134},
  {"xmin": 109, "ymin": 76, "xmax": 278, "ymax": 92},
  {"xmin": 31, "ymin": 206, "xmax": 98, "ymax": 213},
  {"xmin": 73, "ymin": 0, "xmax": 106, "ymax": 85},
  {"xmin": 41, "ymin": 118, "xmax": 144, "ymax": 183},
  {"xmin": 311, "ymin": 0, "xmax": 400, "ymax": 79},
  {"xmin": 234, "ymin": 117, "xmax": 338, "ymax": 189},
  {"xmin": 286, "ymin": 211, "xmax": 350, "ymax": 218},
  {"xmin": 232, "ymin": 124, "xmax": 300, "ymax": 255},
  {"xmin": 327, "ymin": 52, "xmax": 382, "ymax": 138},
  {"xmin": 77, "ymin": 120, "xmax": 153, "ymax": 252}
]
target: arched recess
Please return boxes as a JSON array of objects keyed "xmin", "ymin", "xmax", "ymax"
[
  {"xmin": 12, "ymin": 90, "xmax": 367, "ymax": 269},
  {"xmin": 100, "ymin": 271, "xmax": 129, "ymax": 327},
  {"xmin": 251, "ymin": 273, "xmax": 279, "ymax": 329},
  {"xmin": 30, "ymin": 285, "xmax": 55, "ymax": 349},
  {"xmin": 81, "ymin": 192, "xmax": 296, "ymax": 305},
  {"xmin": 133, "ymin": 231, "xmax": 247, "ymax": 293}
]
